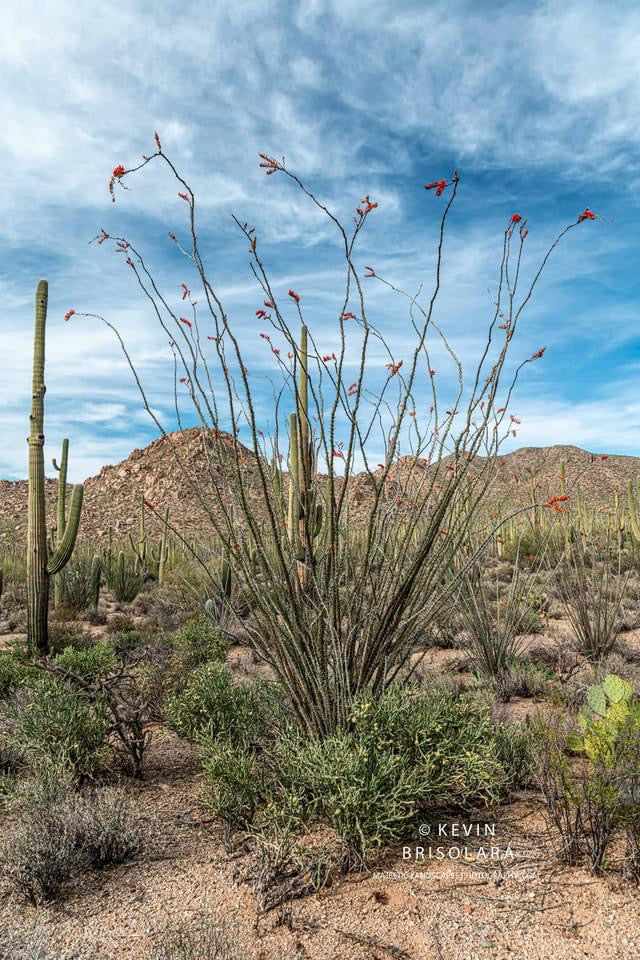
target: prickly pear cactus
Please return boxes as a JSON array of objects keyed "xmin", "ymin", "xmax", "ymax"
[
  {"xmin": 602, "ymin": 674, "xmax": 632, "ymax": 705},
  {"xmin": 570, "ymin": 674, "xmax": 639, "ymax": 766}
]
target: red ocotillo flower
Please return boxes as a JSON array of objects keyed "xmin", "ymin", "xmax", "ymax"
[
  {"xmin": 530, "ymin": 347, "xmax": 546, "ymax": 360},
  {"xmin": 63, "ymin": 309, "xmax": 75, "ymax": 322},
  {"xmin": 258, "ymin": 153, "xmax": 280, "ymax": 175},
  {"xmin": 425, "ymin": 178, "xmax": 448, "ymax": 196},
  {"xmin": 288, "ymin": 289, "xmax": 300, "ymax": 303},
  {"xmin": 511, "ymin": 213, "xmax": 522, "ymax": 223},
  {"xmin": 112, "ymin": 165, "xmax": 125, "ymax": 178},
  {"xmin": 578, "ymin": 208, "xmax": 597, "ymax": 222},
  {"xmin": 180, "ymin": 317, "xmax": 192, "ymax": 328}
]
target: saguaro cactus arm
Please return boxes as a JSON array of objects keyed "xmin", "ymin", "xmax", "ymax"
[
  {"xmin": 627, "ymin": 478, "xmax": 640, "ymax": 545},
  {"xmin": 47, "ymin": 483, "xmax": 84, "ymax": 575},
  {"xmin": 52, "ymin": 438, "xmax": 69, "ymax": 539}
]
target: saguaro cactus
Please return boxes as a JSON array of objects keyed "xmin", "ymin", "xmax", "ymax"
[
  {"xmin": 26, "ymin": 281, "xmax": 84, "ymax": 655},
  {"xmin": 51, "ymin": 438, "xmax": 69, "ymax": 608}
]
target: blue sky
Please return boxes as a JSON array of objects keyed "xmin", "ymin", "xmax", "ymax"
[{"xmin": 1, "ymin": 0, "xmax": 639, "ymax": 482}]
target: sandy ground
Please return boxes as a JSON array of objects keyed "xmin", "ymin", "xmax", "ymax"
[
  {"xmin": 1, "ymin": 726, "xmax": 639, "ymax": 960},
  {"xmin": 2, "ymin": 604, "xmax": 640, "ymax": 959}
]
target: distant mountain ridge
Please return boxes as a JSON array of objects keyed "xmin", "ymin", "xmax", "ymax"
[{"xmin": 1, "ymin": 431, "xmax": 638, "ymax": 548}]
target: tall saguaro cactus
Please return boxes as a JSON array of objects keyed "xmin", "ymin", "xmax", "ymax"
[{"xmin": 26, "ymin": 280, "xmax": 84, "ymax": 655}]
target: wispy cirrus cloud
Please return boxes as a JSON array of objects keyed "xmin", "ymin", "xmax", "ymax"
[{"xmin": 0, "ymin": 0, "xmax": 639, "ymax": 481}]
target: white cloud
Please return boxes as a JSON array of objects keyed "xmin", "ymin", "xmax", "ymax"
[{"xmin": 0, "ymin": 0, "xmax": 638, "ymax": 480}]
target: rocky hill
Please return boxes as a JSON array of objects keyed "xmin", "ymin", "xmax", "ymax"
[{"xmin": 1, "ymin": 430, "xmax": 638, "ymax": 549}]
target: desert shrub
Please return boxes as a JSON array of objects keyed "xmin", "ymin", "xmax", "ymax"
[
  {"xmin": 108, "ymin": 629, "xmax": 142, "ymax": 659},
  {"xmin": 534, "ymin": 675, "xmax": 640, "ymax": 874},
  {"xmin": 274, "ymin": 729, "xmax": 420, "ymax": 862},
  {"xmin": 554, "ymin": 537, "xmax": 629, "ymax": 662},
  {"xmin": 55, "ymin": 553, "xmax": 100, "ymax": 614},
  {"xmin": 194, "ymin": 678, "xmax": 511, "ymax": 863},
  {"xmin": 0, "ymin": 654, "xmax": 30, "ymax": 699},
  {"xmin": 354, "ymin": 686, "xmax": 506, "ymax": 809},
  {"xmin": 46, "ymin": 622, "xmax": 88, "ymax": 654},
  {"xmin": 14, "ymin": 676, "xmax": 109, "ymax": 778},
  {"xmin": 264, "ymin": 687, "xmax": 507, "ymax": 861},
  {"xmin": 168, "ymin": 662, "xmax": 264, "ymax": 744},
  {"xmin": 77, "ymin": 784, "xmax": 147, "ymax": 866},
  {"xmin": 501, "ymin": 656, "xmax": 554, "ymax": 700},
  {"xmin": 2, "ymin": 761, "xmax": 82, "ymax": 903},
  {"xmin": 500, "ymin": 530, "xmax": 544, "ymax": 564},
  {"xmin": 106, "ymin": 613, "xmax": 136, "ymax": 634},
  {"xmin": 107, "ymin": 552, "xmax": 145, "ymax": 603},
  {"xmin": 493, "ymin": 720, "xmax": 537, "ymax": 790},
  {"xmin": 0, "ymin": 696, "xmax": 25, "ymax": 775},
  {"xmin": 455, "ymin": 557, "xmax": 550, "ymax": 701},
  {"xmin": 2, "ymin": 763, "xmax": 146, "ymax": 904},
  {"xmin": 200, "ymin": 739, "xmax": 264, "ymax": 829},
  {"xmin": 54, "ymin": 641, "xmax": 118, "ymax": 680},
  {"xmin": 172, "ymin": 613, "xmax": 229, "ymax": 672}
]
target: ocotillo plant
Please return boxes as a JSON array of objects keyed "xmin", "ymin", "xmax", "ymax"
[
  {"xmin": 73, "ymin": 139, "xmax": 597, "ymax": 736},
  {"xmin": 27, "ymin": 281, "xmax": 84, "ymax": 655}
]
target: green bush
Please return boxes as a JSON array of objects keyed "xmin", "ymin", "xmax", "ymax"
[
  {"xmin": 172, "ymin": 613, "xmax": 229, "ymax": 671},
  {"xmin": 0, "ymin": 654, "xmax": 30, "ymax": 699},
  {"xmin": 276, "ymin": 729, "xmax": 420, "ymax": 861},
  {"xmin": 54, "ymin": 641, "xmax": 117, "ymax": 680},
  {"xmin": 15, "ymin": 676, "xmax": 109, "ymax": 778},
  {"xmin": 348, "ymin": 686, "xmax": 506, "ymax": 809},
  {"xmin": 168, "ymin": 662, "xmax": 263, "ymax": 744},
  {"xmin": 108, "ymin": 629, "xmax": 142, "ymax": 658},
  {"xmin": 193, "ymin": 680, "xmax": 510, "ymax": 864},
  {"xmin": 200, "ymin": 739, "xmax": 264, "ymax": 828}
]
